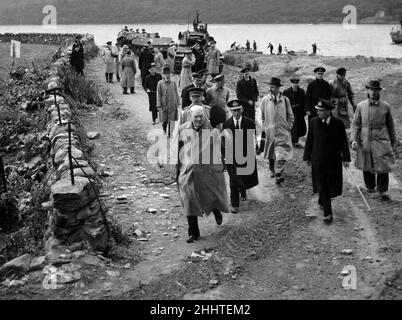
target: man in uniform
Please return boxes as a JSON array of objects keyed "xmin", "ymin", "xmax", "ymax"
[
  {"xmin": 283, "ymin": 77, "xmax": 306, "ymax": 146},
  {"xmin": 260, "ymin": 77, "xmax": 294, "ymax": 184},
  {"xmin": 180, "ymin": 87, "xmax": 210, "ymax": 125},
  {"xmin": 139, "ymin": 44, "xmax": 154, "ymax": 89},
  {"xmin": 330, "ymin": 67, "xmax": 356, "ymax": 129},
  {"xmin": 206, "ymin": 74, "xmax": 230, "ymax": 120},
  {"xmin": 236, "ymin": 67, "xmax": 259, "ymax": 123},
  {"xmin": 222, "ymin": 100, "xmax": 258, "ymax": 213},
  {"xmin": 351, "ymin": 80, "xmax": 398, "ymax": 200},
  {"xmin": 304, "ymin": 99, "xmax": 351, "ymax": 223},
  {"xmin": 305, "ymin": 67, "xmax": 331, "ymax": 125},
  {"xmin": 144, "ymin": 63, "xmax": 162, "ymax": 125},
  {"xmin": 191, "ymin": 40, "xmax": 206, "ymax": 72},
  {"xmin": 181, "ymin": 72, "xmax": 206, "ymax": 109}
]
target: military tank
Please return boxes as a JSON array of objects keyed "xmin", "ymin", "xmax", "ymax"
[
  {"xmin": 117, "ymin": 28, "xmax": 173, "ymax": 58},
  {"xmin": 390, "ymin": 20, "xmax": 402, "ymax": 44},
  {"xmin": 173, "ymin": 11, "xmax": 224, "ymax": 74}
]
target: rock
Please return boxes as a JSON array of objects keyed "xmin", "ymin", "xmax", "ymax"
[
  {"xmin": 158, "ymin": 247, "xmax": 165, "ymax": 251},
  {"xmin": 0, "ymin": 253, "xmax": 32, "ymax": 280},
  {"xmin": 160, "ymin": 194, "xmax": 170, "ymax": 199},
  {"xmin": 163, "ymin": 233, "xmax": 169, "ymax": 236},
  {"xmin": 173, "ymin": 234, "xmax": 179, "ymax": 238},
  {"xmin": 79, "ymin": 255, "xmax": 104, "ymax": 267},
  {"xmin": 1, "ymin": 279, "xmax": 26, "ymax": 287},
  {"xmin": 341, "ymin": 269, "xmax": 351, "ymax": 276},
  {"xmin": 106, "ymin": 270, "xmax": 120, "ymax": 277},
  {"xmin": 123, "ymin": 263, "xmax": 131, "ymax": 269},
  {"xmin": 209, "ymin": 279, "xmax": 219, "ymax": 286},
  {"xmin": 41, "ymin": 201, "xmax": 54, "ymax": 211},
  {"xmin": 51, "ymin": 177, "xmax": 97, "ymax": 212},
  {"xmin": 86, "ymin": 132, "xmax": 100, "ymax": 139},
  {"xmin": 101, "ymin": 170, "xmax": 114, "ymax": 177},
  {"xmin": 30, "ymin": 256, "xmax": 46, "ymax": 271},
  {"xmin": 147, "ymin": 208, "xmax": 157, "ymax": 214},
  {"xmin": 341, "ymin": 249, "xmax": 354, "ymax": 255},
  {"xmin": 137, "ymin": 238, "xmax": 148, "ymax": 242},
  {"xmin": 116, "ymin": 195, "xmax": 128, "ymax": 201},
  {"xmin": 68, "ymin": 242, "xmax": 84, "ymax": 252},
  {"xmin": 72, "ymin": 251, "xmax": 86, "ymax": 259}
]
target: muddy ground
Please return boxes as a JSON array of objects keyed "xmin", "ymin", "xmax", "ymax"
[{"xmin": 1, "ymin": 52, "xmax": 401, "ymax": 300}]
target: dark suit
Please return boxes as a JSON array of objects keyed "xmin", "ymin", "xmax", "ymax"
[
  {"xmin": 139, "ymin": 48, "xmax": 154, "ymax": 89},
  {"xmin": 144, "ymin": 73, "xmax": 162, "ymax": 121},
  {"xmin": 236, "ymin": 77, "xmax": 259, "ymax": 122},
  {"xmin": 222, "ymin": 116, "xmax": 259, "ymax": 207},
  {"xmin": 303, "ymin": 116, "xmax": 351, "ymax": 216},
  {"xmin": 305, "ymin": 79, "xmax": 331, "ymax": 123},
  {"xmin": 283, "ymin": 86, "xmax": 306, "ymax": 143}
]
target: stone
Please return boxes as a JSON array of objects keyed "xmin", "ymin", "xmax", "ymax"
[
  {"xmin": 0, "ymin": 254, "xmax": 32, "ymax": 280},
  {"xmin": 53, "ymin": 146, "xmax": 84, "ymax": 166},
  {"xmin": 72, "ymin": 251, "xmax": 86, "ymax": 259},
  {"xmin": 123, "ymin": 263, "xmax": 131, "ymax": 269},
  {"xmin": 163, "ymin": 233, "xmax": 169, "ymax": 236},
  {"xmin": 116, "ymin": 195, "xmax": 128, "ymax": 201},
  {"xmin": 80, "ymin": 255, "xmax": 104, "ymax": 267},
  {"xmin": 30, "ymin": 256, "xmax": 46, "ymax": 271},
  {"xmin": 160, "ymin": 194, "xmax": 170, "ymax": 199},
  {"xmin": 138, "ymin": 238, "xmax": 148, "ymax": 242},
  {"xmin": 24, "ymin": 155, "xmax": 42, "ymax": 170},
  {"xmin": 147, "ymin": 208, "xmax": 157, "ymax": 214},
  {"xmin": 209, "ymin": 279, "xmax": 219, "ymax": 286},
  {"xmin": 341, "ymin": 269, "xmax": 351, "ymax": 276},
  {"xmin": 341, "ymin": 249, "xmax": 354, "ymax": 255},
  {"xmin": 51, "ymin": 177, "xmax": 97, "ymax": 212},
  {"xmin": 41, "ymin": 201, "xmax": 54, "ymax": 211},
  {"xmin": 86, "ymin": 132, "xmax": 100, "ymax": 139}
]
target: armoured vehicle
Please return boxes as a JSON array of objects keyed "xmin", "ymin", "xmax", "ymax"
[{"xmin": 390, "ymin": 20, "xmax": 402, "ymax": 44}]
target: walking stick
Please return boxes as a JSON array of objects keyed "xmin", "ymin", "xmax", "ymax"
[{"xmin": 345, "ymin": 167, "xmax": 371, "ymax": 211}]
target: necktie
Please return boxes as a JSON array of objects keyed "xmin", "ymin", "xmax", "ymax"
[
  {"xmin": 273, "ymin": 96, "xmax": 277, "ymax": 104},
  {"xmin": 235, "ymin": 120, "xmax": 239, "ymax": 129}
]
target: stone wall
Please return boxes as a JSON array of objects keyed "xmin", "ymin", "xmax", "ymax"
[
  {"xmin": 42, "ymin": 34, "xmax": 109, "ymax": 255},
  {"xmin": 0, "ymin": 33, "xmax": 82, "ymax": 45}
]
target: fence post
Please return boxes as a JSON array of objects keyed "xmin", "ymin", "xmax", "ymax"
[{"xmin": 68, "ymin": 121, "xmax": 75, "ymax": 185}]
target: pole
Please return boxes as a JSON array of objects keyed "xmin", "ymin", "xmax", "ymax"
[
  {"xmin": 54, "ymin": 91, "xmax": 62, "ymax": 125},
  {"xmin": 0, "ymin": 155, "xmax": 7, "ymax": 193},
  {"xmin": 345, "ymin": 168, "xmax": 371, "ymax": 211},
  {"xmin": 68, "ymin": 121, "xmax": 75, "ymax": 185}
]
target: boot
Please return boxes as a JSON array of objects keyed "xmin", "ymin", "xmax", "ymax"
[
  {"xmin": 105, "ymin": 73, "xmax": 109, "ymax": 82},
  {"xmin": 130, "ymin": 87, "xmax": 135, "ymax": 94},
  {"xmin": 123, "ymin": 87, "xmax": 128, "ymax": 94},
  {"xmin": 108, "ymin": 73, "xmax": 113, "ymax": 83}
]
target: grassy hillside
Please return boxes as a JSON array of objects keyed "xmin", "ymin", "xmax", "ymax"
[{"xmin": 0, "ymin": 0, "xmax": 401, "ymax": 24}]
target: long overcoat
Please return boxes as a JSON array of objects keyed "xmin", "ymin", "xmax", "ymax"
[
  {"xmin": 236, "ymin": 77, "xmax": 259, "ymax": 121},
  {"xmin": 305, "ymin": 79, "xmax": 331, "ymax": 121},
  {"xmin": 178, "ymin": 121, "xmax": 229, "ymax": 217},
  {"xmin": 283, "ymin": 86, "xmax": 307, "ymax": 140},
  {"xmin": 222, "ymin": 116, "xmax": 259, "ymax": 189},
  {"xmin": 260, "ymin": 93, "xmax": 294, "ymax": 161},
  {"xmin": 102, "ymin": 47, "xmax": 115, "ymax": 73},
  {"xmin": 120, "ymin": 55, "xmax": 136, "ymax": 88},
  {"xmin": 179, "ymin": 55, "xmax": 195, "ymax": 90},
  {"xmin": 330, "ymin": 78, "xmax": 355, "ymax": 128},
  {"xmin": 351, "ymin": 99, "xmax": 397, "ymax": 173},
  {"xmin": 139, "ymin": 48, "xmax": 154, "ymax": 86},
  {"xmin": 206, "ymin": 47, "xmax": 220, "ymax": 75},
  {"xmin": 156, "ymin": 78, "xmax": 180, "ymax": 122},
  {"xmin": 144, "ymin": 73, "xmax": 162, "ymax": 112},
  {"xmin": 303, "ymin": 116, "xmax": 351, "ymax": 197}
]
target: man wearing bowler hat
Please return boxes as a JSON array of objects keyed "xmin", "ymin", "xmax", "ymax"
[
  {"xmin": 351, "ymin": 80, "xmax": 398, "ymax": 200},
  {"xmin": 304, "ymin": 99, "xmax": 351, "ymax": 223},
  {"xmin": 283, "ymin": 77, "xmax": 306, "ymax": 147},
  {"xmin": 305, "ymin": 67, "xmax": 332, "ymax": 125},
  {"xmin": 156, "ymin": 64, "xmax": 180, "ymax": 135},
  {"xmin": 222, "ymin": 100, "xmax": 259, "ymax": 213},
  {"xmin": 236, "ymin": 66, "xmax": 259, "ymax": 123},
  {"xmin": 260, "ymin": 77, "xmax": 294, "ymax": 184},
  {"xmin": 330, "ymin": 67, "xmax": 356, "ymax": 129}
]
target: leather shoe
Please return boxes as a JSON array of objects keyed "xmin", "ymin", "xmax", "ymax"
[
  {"xmin": 276, "ymin": 176, "xmax": 285, "ymax": 185},
  {"xmin": 231, "ymin": 207, "xmax": 239, "ymax": 214},
  {"xmin": 323, "ymin": 214, "xmax": 333, "ymax": 224},
  {"xmin": 379, "ymin": 191, "xmax": 390, "ymax": 200},
  {"xmin": 270, "ymin": 170, "xmax": 276, "ymax": 178},
  {"xmin": 241, "ymin": 194, "xmax": 247, "ymax": 201},
  {"xmin": 186, "ymin": 235, "xmax": 195, "ymax": 243},
  {"xmin": 212, "ymin": 209, "xmax": 223, "ymax": 225}
]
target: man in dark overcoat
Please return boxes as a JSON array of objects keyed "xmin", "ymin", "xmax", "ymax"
[
  {"xmin": 71, "ymin": 35, "xmax": 84, "ymax": 76},
  {"xmin": 222, "ymin": 100, "xmax": 258, "ymax": 213},
  {"xmin": 303, "ymin": 99, "xmax": 351, "ymax": 223},
  {"xmin": 236, "ymin": 67, "xmax": 259, "ymax": 123},
  {"xmin": 139, "ymin": 45, "xmax": 154, "ymax": 89},
  {"xmin": 283, "ymin": 77, "xmax": 306, "ymax": 146},
  {"xmin": 191, "ymin": 40, "xmax": 206, "ymax": 72},
  {"xmin": 305, "ymin": 67, "xmax": 332, "ymax": 125},
  {"xmin": 144, "ymin": 63, "xmax": 162, "ymax": 124}
]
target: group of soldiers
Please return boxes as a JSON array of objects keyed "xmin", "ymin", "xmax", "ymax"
[{"xmin": 154, "ymin": 64, "xmax": 397, "ymax": 243}]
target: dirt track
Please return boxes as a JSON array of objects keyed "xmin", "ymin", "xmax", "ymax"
[{"xmin": 1, "ymin": 52, "xmax": 401, "ymax": 300}]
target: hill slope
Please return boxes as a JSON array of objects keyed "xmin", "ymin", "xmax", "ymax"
[{"xmin": 0, "ymin": 0, "xmax": 401, "ymax": 25}]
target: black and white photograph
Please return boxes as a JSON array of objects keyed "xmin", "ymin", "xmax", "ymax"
[{"xmin": 0, "ymin": 0, "xmax": 401, "ymax": 309}]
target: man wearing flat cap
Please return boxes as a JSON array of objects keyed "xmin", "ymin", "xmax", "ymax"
[
  {"xmin": 304, "ymin": 99, "xmax": 351, "ymax": 223},
  {"xmin": 145, "ymin": 63, "xmax": 162, "ymax": 124},
  {"xmin": 222, "ymin": 100, "xmax": 259, "ymax": 213},
  {"xmin": 206, "ymin": 74, "xmax": 230, "ymax": 120},
  {"xmin": 330, "ymin": 67, "xmax": 356, "ymax": 128},
  {"xmin": 283, "ymin": 77, "xmax": 306, "ymax": 146},
  {"xmin": 260, "ymin": 77, "xmax": 294, "ymax": 184},
  {"xmin": 351, "ymin": 80, "xmax": 398, "ymax": 200},
  {"xmin": 180, "ymin": 87, "xmax": 210, "ymax": 125},
  {"xmin": 101, "ymin": 41, "xmax": 116, "ymax": 82},
  {"xmin": 236, "ymin": 67, "xmax": 259, "ymax": 123},
  {"xmin": 305, "ymin": 67, "xmax": 332, "ymax": 125},
  {"xmin": 156, "ymin": 64, "xmax": 180, "ymax": 135}
]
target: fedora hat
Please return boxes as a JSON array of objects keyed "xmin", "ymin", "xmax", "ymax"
[
  {"xmin": 365, "ymin": 79, "xmax": 383, "ymax": 90},
  {"xmin": 336, "ymin": 67, "xmax": 347, "ymax": 75},
  {"xmin": 315, "ymin": 99, "xmax": 335, "ymax": 110},
  {"xmin": 268, "ymin": 77, "xmax": 283, "ymax": 87}
]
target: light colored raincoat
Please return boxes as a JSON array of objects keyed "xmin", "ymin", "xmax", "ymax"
[
  {"xmin": 260, "ymin": 93, "xmax": 294, "ymax": 161},
  {"xmin": 102, "ymin": 47, "xmax": 116, "ymax": 73},
  {"xmin": 156, "ymin": 78, "xmax": 180, "ymax": 122},
  {"xmin": 178, "ymin": 120, "xmax": 229, "ymax": 217},
  {"xmin": 351, "ymin": 99, "xmax": 397, "ymax": 173},
  {"xmin": 179, "ymin": 55, "xmax": 195, "ymax": 90},
  {"xmin": 120, "ymin": 55, "xmax": 136, "ymax": 88}
]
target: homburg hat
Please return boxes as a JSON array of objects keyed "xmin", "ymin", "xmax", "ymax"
[
  {"xmin": 365, "ymin": 79, "xmax": 383, "ymax": 90},
  {"xmin": 268, "ymin": 77, "xmax": 283, "ymax": 87}
]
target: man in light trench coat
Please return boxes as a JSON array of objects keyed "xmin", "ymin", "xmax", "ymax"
[
  {"xmin": 260, "ymin": 77, "xmax": 294, "ymax": 185},
  {"xmin": 176, "ymin": 105, "xmax": 229, "ymax": 243},
  {"xmin": 351, "ymin": 79, "xmax": 398, "ymax": 200}
]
